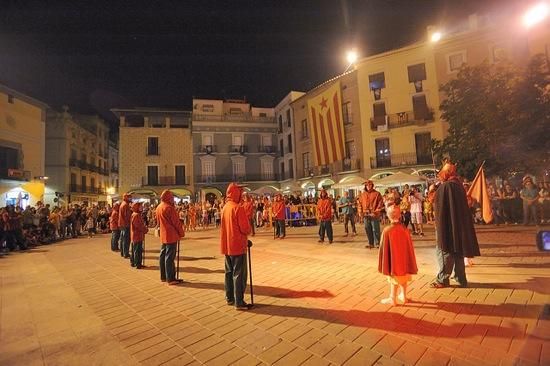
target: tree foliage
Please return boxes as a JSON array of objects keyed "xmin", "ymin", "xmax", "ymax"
[{"xmin": 433, "ymin": 54, "xmax": 550, "ymax": 179}]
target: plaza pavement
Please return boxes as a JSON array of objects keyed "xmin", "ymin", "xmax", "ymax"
[{"xmin": 1, "ymin": 223, "xmax": 549, "ymax": 366}]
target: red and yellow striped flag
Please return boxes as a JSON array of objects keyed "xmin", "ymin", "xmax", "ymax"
[{"xmin": 307, "ymin": 81, "xmax": 346, "ymax": 166}]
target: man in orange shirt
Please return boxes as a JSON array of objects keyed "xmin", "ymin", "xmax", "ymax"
[
  {"xmin": 357, "ymin": 180, "xmax": 384, "ymax": 249},
  {"xmin": 130, "ymin": 202, "xmax": 148, "ymax": 269},
  {"xmin": 109, "ymin": 202, "xmax": 120, "ymax": 252},
  {"xmin": 156, "ymin": 190, "xmax": 185, "ymax": 285},
  {"xmin": 220, "ymin": 183, "xmax": 252, "ymax": 310},
  {"xmin": 317, "ymin": 189, "xmax": 333, "ymax": 244},
  {"xmin": 241, "ymin": 192, "xmax": 256, "ymax": 236},
  {"xmin": 118, "ymin": 193, "xmax": 132, "ymax": 258},
  {"xmin": 272, "ymin": 193, "xmax": 286, "ymax": 239}
]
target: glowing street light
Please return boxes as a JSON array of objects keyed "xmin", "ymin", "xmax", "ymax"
[
  {"xmin": 523, "ymin": 2, "xmax": 549, "ymax": 28},
  {"xmin": 344, "ymin": 50, "xmax": 358, "ymax": 72},
  {"xmin": 431, "ymin": 31, "xmax": 442, "ymax": 43}
]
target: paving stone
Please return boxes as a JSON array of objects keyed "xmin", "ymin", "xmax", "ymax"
[{"xmin": 343, "ymin": 347, "xmax": 382, "ymax": 366}]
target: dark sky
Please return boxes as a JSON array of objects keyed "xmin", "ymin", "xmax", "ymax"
[{"xmin": 0, "ymin": 0, "xmax": 526, "ymax": 125}]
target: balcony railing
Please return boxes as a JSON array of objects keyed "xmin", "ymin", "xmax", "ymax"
[
  {"xmin": 370, "ymin": 152, "xmax": 433, "ymax": 169},
  {"xmin": 370, "ymin": 109, "xmax": 435, "ymax": 131},
  {"xmin": 111, "ymin": 167, "xmax": 119, "ymax": 174},
  {"xmin": 69, "ymin": 185, "xmax": 106, "ymax": 195},
  {"xmin": 193, "ymin": 113, "xmax": 275, "ymax": 123},
  {"xmin": 198, "ymin": 145, "xmax": 217, "ymax": 154},
  {"xmin": 141, "ymin": 176, "xmax": 190, "ymax": 186},
  {"xmin": 298, "ymin": 158, "xmax": 361, "ymax": 178},
  {"xmin": 229, "ymin": 145, "xmax": 248, "ymax": 154},
  {"xmin": 258, "ymin": 145, "xmax": 277, "ymax": 154},
  {"xmin": 195, "ymin": 174, "xmax": 280, "ymax": 184}
]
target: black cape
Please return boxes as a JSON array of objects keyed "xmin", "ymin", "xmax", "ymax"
[{"xmin": 434, "ymin": 179, "xmax": 481, "ymax": 257}]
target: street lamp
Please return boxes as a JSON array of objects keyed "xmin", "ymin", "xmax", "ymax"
[
  {"xmin": 523, "ymin": 2, "xmax": 549, "ymax": 28},
  {"xmin": 431, "ymin": 31, "xmax": 442, "ymax": 43},
  {"xmin": 344, "ymin": 50, "xmax": 358, "ymax": 72}
]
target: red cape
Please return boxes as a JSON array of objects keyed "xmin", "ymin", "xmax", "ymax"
[{"xmin": 378, "ymin": 223, "xmax": 418, "ymax": 276}]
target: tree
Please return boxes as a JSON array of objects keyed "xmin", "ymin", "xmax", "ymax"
[{"xmin": 433, "ymin": 54, "xmax": 549, "ymax": 180}]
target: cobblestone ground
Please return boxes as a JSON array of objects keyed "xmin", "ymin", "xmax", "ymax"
[{"xmin": 1, "ymin": 223, "xmax": 549, "ymax": 366}]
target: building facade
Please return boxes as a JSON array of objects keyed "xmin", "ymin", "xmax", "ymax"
[
  {"xmin": 192, "ymin": 98, "xmax": 279, "ymax": 200},
  {"xmin": 275, "ymin": 91, "xmax": 305, "ymax": 193},
  {"xmin": 45, "ymin": 106, "xmax": 111, "ymax": 204},
  {"xmin": 113, "ymin": 108, "xmax": 194, "ymax": 201},
  {"xmin": 291, "ymin": 71, "xmax": 365, "ymax": 197},
  {"xmin": 107, "ymin": 137, "xmax": 119, "ymax": 202},
  {"xmin": 0, "ymin": 84, "xmax": 48, "ymax": 207}
]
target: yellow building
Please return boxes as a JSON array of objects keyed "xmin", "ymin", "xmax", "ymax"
[
  {"xmin": 45, "ymin": 106, "xmax": 111, "ymax": 205},
  {"xmin": 0, "ymin": 84, "xmax": 48, "ymax": 207},
  {"xmin": 291, "ymin": 70, "xmax": 366, "ymax": 196},
  {"xmin": 113, "ymin": 108, "xmax": 194, "ymax": 201}
]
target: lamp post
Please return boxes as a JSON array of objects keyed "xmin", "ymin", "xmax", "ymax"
[{"xmin": 522, "ymin": 2, "xmax": 549, "ymax": 28}]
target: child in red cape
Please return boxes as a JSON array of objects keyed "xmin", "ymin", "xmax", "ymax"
[{"xmin": 378, "ymin": 204, "xmax": 418, "ymax": 305}]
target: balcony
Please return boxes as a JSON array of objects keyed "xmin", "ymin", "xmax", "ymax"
[
  {"xmin": 229, "ymin": 145, "xmax": 248, "ymax": 154},
  {"xmin": 258, "ymin": 145, "xmax": 277, "ymax": 154},
  {"xmin": 193, "ymin": 113, "xmax": 275, "ymax": 124},
  {"xmin": 141, "ymin": 176, "xmax": 190, "ymax": 186},
  {"xmin": 146, "ymin": 147, "xmax": 160, "ymax": 156},
  {"xmin": 370, "ymin": 109, "xmax": 435, "ymax": 131},
  {"xmin": 69, "ymin": 185, "xmax": 106, "ymax": 195},
  {"xmin": 198, "ymin": 145, "xmax": 217, "ymax": 154},
  {"xmin": 369, "ymin": 152, "xmax": 433, "ymax": 169},
  {"xmin": 195, "ymin": 174, "xmax": 280, "ymax": 184},
  {"xmin": 111, "ymin": 167, "xmax": 119, "ymax": 174},
  {"xmin": 297, "ymin": 158, "xmax": 362, "ymax": 178}
]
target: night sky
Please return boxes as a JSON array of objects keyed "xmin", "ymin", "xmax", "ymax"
[{"xmin": 0, "ymin": 0, "xmax": 526, "ymax": 127}]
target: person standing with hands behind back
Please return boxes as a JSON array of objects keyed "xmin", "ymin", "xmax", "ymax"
[
  {"xmin": 130, "ymin": 202, "xmax": 148, "ymax": 269},
  {"xmin": 156, "ymin": 190, "xmax": 185, "ymax": 285},
  {"xmin": 220, "ymin": 183, "xmax": 252, "ymax": 310}
]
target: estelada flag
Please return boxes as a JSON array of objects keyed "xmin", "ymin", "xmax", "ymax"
[
  {"xmin": 307, "ymin": 81, "xmax": 346, "ymax": 166},
  {"xmin": 467, "ymin": 165, "xmax": 493, "ymax": 224}
]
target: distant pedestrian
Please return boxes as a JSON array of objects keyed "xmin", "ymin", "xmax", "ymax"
[
  {"xmin": 220, "ymin": 183, "xmax": 252, "ymax": 310},
  {"xmin": 130, "ymin": 202, "xmax": 148, "ymax": 269},
  {"xmin": 338, "ymin": 191, "xmax": 356, "ymax": 236},
  {"xmin": 109, "ymin": 202, "xmax": 120, "ymax": 252},
  {"xmin": 241, "ymin": 192, "xmax": 255, "ymax": 236},
  {"xmin": 378, "ymin": 204, "xmax": 418, "ymax": 305},
  {"xmin": 84, "ymin": 214, "xmax": 95, "ymax": 238},
  {"xmin": 272, "ymin": 193, "xmax": 286, "ymax": 239},
  {"xmin": 317, "ymin": 189, "xmax": 333, "ymax": 244},
  {"xmin": 358, "ymin": 180, "xmax": 384, "ymax": 249},
  {"xmin": 156, "ymin": 190, "xmax": 185, "ymax": 285},
  {"xmin": 118, "ymin": 193, "xmax": 132, "ymax": 258}
]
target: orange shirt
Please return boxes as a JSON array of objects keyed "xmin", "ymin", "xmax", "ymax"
[
  {"xmin": 155, "ymin": 202, "xmax": 184, "ymax": 244},
  {"xmin": 272, "ymin": 200, "xmax": 286, "ymax": 220},
  {"xmin": 130, "ymin": 212, "xmax": 148, "ymax": 242},
  {"xmin": 317, "ymin": 198, "xmax": 332, "ymax": 221}
]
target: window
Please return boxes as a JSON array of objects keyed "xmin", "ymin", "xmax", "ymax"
[
  {"xmin": 70, "ymin": 149, "xmax": 77, "ymax": 160},
  {"xmin": 259, "ymin": 112, "xmax": 267, "ymax": 117},
  {"xmin": 412, "ymin": 94, "xmax": 430, "ymax": 121},
  {"xmin": 369, "ymin": 72, "xmax": 385, "ymax": 90},
  {"xmin": 345, "ymin": 140, "xmax": 356, "ymax": 159},
  {"xmin": 280, "ymin": 162, "xmax": 285, "ymax": 181},
  {"xmin": 343, "ymin": 102, "xmax": 352, "ymax": 125},
  {"xmin": 0, "ymin": 146, "xmax": 19, "ymax": 175},
  {"xmin": 81, "ymin": 176, "xmax": 87, "ymax": 191},
  {"xmin": 90, "ymin": 178, "xmax": 95, "ymax": 189},
  {"xmin": 261, "ymin": 135, "xmax": 272, "ymax": 147},
  {"xmin": 147, "ymin": 165, "xmax": 158, "ymax": 185},
  {"xmin": 7, "ymin": 94, "xmax": 14, "ymax": 104},
  {"xmin": 202, "ymin": 160, "xmax": 215, "ymax": 178},
  {"xmin": 202, "ymin": 134, "xmax": 213, "ymax": 147},
  {"xmin": 175, "ymin": 165, "xmax": 186, "ymax": 185},
  {"xmin": 492, "ymin": 46, "xmax": 508, "ymax": 63},
  {"xmin": 415, "ymin": 132, "xmax": 432, "ymax": 164},
  {"xmin": 375, "ymin": 138, "xmax": 391, "ymax": 168},
  {"xmin": 287, "ymin": 134, "xmax": 292, "ymax": 153},
  {"xmin": 301, "ymin": 119, "xmax": 308, "ymax": 139},
  {"xmin": 70, "ymin": 173, "xmax": 76, "ymax": 191},
  {"xmin": 288, "ymin": 159, "xmax": 294, "ymax": 179},
  {"xmin": 449, "ymin": 52, "xmax": 465, "ymax": 72},
  {"xmin": 233, "ymin": 160, "xmax": 245, "ymax": 178},
  {"xmin": 407, "ymin": 63, "xmax": 426, "ymax": 82},
  {"xmin": 279, "ymin": 139, "xmax": 284, "ymax": 157},
  {"xmin": 202, "ymin": 104, "xmax": 214, "ymax": 112},
  {"xmin": 147, "ymin": 137, "xmax": 159, "ymax": 155},
  {"xmin": 372, "ymin": 102, "xmax": 387, "ymax": 126},
  {"xmin": 229, "ymin": 108, "xmax": 242, "ymax": 114},
  {"xmin": 278, "ymin": 116, "xmax": 283, "ymax": 133},
  {"xmin": 233, "ymin": 135, "xmax": 243, "ymax": 146},
  {"xmin": 303, "ymin": 152, "xmax": 311, "ymax": 173},
  {"xmin": 286, "ymin": 109, "xmax": 291, "ymax": 127},
  {"xmin": 81, "ymin": 153, "xmax": 87, "ymax": 163},
  {"xmin": 262, "ymin": 161, "xmax": 274, "ymax": 180}
]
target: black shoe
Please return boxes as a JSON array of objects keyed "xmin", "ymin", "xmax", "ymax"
[
  {"xmin": 236, "ymin": 303, "xmax": 252, "ymax": 310},
  {"xmin": 227, "ymin": 300, "xmax": 235, "ymax": 306}
]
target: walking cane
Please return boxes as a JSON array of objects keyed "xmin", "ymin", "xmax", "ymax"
[
  {"xmin": 142, "ymin": 237, "xmax": 145, "ymax": 267},
  {"xmin": 247, "ymin": 240, "xmax": 254, "ymax": 306},
  {"xmin": 176, "ymin": 240, "xmax": 180, "ymax": 280}
]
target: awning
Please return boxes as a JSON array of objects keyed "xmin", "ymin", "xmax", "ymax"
[
  {"xmin": 317, "ymin": 178, "xmax": 335, "ymax": 189},
  {"xmin": 169, "ymin": 188, "xmax": 193, "ymax": 197},
  {"xmin": 200, "ymin": 187, "xmax": 223, "ymax": 197},
  {"xmin": 251, "ymin": 185, "xmax": 280, "ymax": 195},
  {"xmin": 373, "ymin": 171, "xmax": 427, "ymax": 187},
  {"xmin": 332, "ymin": 175, "xmax": 367, "ymax": 189},
  {"xmin": 128, "ymin": 189, "xmax": 158, "ymax": 197}
]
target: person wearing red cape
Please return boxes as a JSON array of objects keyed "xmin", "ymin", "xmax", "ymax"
[
  {"xmin": 431, "ymin": 161, "xmax": 480, "ymax": 288},
  {"xmin": 378, "ymin": 204, "xmax": 418, "ymax": 305}
]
